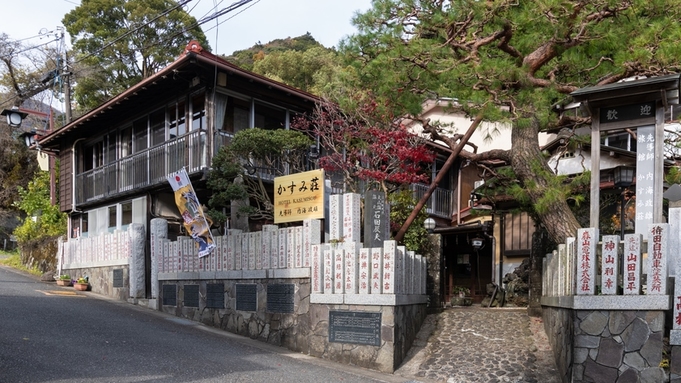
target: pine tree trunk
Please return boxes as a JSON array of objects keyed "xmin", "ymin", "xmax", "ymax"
[{"xmin": 510, "ymin": 118, "xmax": 581, "ymax": 245}]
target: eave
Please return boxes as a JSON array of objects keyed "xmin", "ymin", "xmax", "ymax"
[{"xmin": 38, "ymin": 41, "xmax": 321, "ymax": 150}]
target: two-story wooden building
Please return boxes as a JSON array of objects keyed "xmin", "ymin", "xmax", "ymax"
[{"xmin": 38, "ymin": 41, "xmax": 320, "ymax": 291}]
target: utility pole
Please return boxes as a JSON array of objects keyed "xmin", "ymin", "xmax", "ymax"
[{"xmin": 58, "ymin": 27, "xmax": 72, "ymax": 123}]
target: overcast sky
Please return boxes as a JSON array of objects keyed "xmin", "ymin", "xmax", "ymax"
[{"xmin": 3, "ymin": 0, "xmax": 373, "ymax": 55}]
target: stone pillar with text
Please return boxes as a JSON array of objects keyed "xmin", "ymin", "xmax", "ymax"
[
  {"xmin": 382, "ymin": 240, "xmax": 397, "ymax": 294},
  {"xmin": 364, "ymin": 191, "xmax": 389, "ymax": 248},
  {"xmin": 623, "ymin": 233, "xmax": 642, "ymax": 295},
  {"xmin": 303, "ymin": 219, "xmax": 322, "ymax": 268},
  {"xmin": 342, "ymin": 193, "xmax": 361, "ymax": 243},
  {"xmin": 329, "ymin": 194, "xmax": 342, "ymax": 241},
  {"xmin": 576, "ymin": 228, "xmax": 597, "ymax": 295}
]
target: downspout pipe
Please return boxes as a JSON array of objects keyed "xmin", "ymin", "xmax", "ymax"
[{"xmin": 71, "ymin": 138, "xmax": 86, "ymax": 213}]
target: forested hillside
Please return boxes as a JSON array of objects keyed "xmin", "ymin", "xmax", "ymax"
[{"xmin": 224, "ymin": 32, "xmax": 340, "ymax": 95}]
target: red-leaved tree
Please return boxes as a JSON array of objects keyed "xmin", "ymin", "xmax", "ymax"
[{"xmin": 292, "ymin": 99, "xmax": 435, "ymax": 194}]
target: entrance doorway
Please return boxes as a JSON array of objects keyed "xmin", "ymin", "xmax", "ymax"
[{"xmin": 443, "ymin": 232, "xmax": 493, "ymax": 304}]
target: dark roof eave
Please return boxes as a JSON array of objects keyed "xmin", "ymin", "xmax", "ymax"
[
  {"xmin": 570, "ymin": 74, "xmax": 680, "ymax": 103},
  {"xmin": 39, "ymin": 44, "xmax": 322, "ymax": 146}
]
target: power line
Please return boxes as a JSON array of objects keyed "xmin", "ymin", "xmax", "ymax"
[
  {"xmin": 71, "ymin": 0, "xmax": 195, "ymax": 66},
  {"xmin": 4, "ymin": 0, "xmax": 258, "ymax": 111}
]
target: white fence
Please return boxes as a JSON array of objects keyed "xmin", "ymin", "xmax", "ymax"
[
  {"xmin": 58, "ymin": 229, "xmax": 132, "ymax": 267},
  {"xmin": 155, "ymin": 218, "xmax": 427, "ymax": 296}
]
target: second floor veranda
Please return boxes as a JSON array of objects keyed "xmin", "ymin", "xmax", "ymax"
[{"xmin": 75, "ymin": 129, "xmax": 454, "ymax": 219}]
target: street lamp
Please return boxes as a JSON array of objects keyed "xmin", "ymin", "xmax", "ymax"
[
  {"xmin": 1, "ymin": 107, "xmax": 28, "ymax": 127},
  {"xmin": 613, "ymin": 165, "xmax": 636, "ymax": 239},
  {"xmin": 424, "ymin": 217, "xmax": 436, "ymax": 233},
  {"xmin": 470, "ymin": 236, "xmax": 485, "ymax": 251}
]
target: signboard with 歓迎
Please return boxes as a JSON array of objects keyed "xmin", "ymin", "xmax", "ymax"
[
  {"xmin": 274, "ymin": 170, "xmax": 325, "ymax": 224},
  {"xmin": 599, "ymin": 102, "xmax": 655, "ymax": 124}
]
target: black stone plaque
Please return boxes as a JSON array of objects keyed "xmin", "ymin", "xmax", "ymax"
[
  {"xmin": 329, "ymin": 311, "xmax": 382, "ymax": 346},
  {"xmin": 112, "ymin": 269, "xmax": 124, "ymax": 288},
  {"xmin": 184, "ymin": 285, "xmax": 199, "ymax": 308},
  {"xmin": 364, "ymin": 191, "xmax": 388, "ymax": 248},
  {"xmin": 267, "ymin": 284, "xmax": 294, "ymax": 313},
  {"xmin": 162, "ymin": 284, "xmax": 177, "ymax": 306},
  {"xmin": 206, "ymin": 283, "xmax": 224, "ymax": 309},
  {"xmin": 236, "ymin": 284, "xmax": 257, "ymax": 311}
]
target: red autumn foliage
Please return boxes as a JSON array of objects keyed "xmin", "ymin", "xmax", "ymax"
[{"xmin": 292, "ymin": 99, "xmax": 435, "ymax": 193}]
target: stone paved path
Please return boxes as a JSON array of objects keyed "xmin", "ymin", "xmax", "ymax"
[{"xmin": 395, "ymin": 306, "xmax": 561, "ymax": 383}]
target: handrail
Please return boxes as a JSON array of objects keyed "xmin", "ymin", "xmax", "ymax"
[
  {"xmin": 76, "ymin": 130, "xmax": 206, "ymax": 204},
  {"xmin": 410, "ymin": 183, "xmax": 453, "ymax": 219}
]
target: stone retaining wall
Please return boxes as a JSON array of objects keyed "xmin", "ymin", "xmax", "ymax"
[
  {"xmin": 160, "ymin": 278, "xmax": 312, "ymax": 351},
  {"xmin": 158, "ymin": 277, "xmax": 427, "ymax": 373},
  {"xmin": 61, "ymin": 265, "xmax": 130, "ymax": 301},
  {"xmin": 308, "ymin": 303, "xmax": 427, "ymax": 372},
  {"xmin": 542, "ymin": 306, "xmax": 574, "ymax": 383},
  {"xmin": 543, "ymin": 300, "xmax": 667, "ymax": 383}
]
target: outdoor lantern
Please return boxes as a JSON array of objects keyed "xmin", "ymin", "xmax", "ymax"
[
  {"xmin": 424, "ymin": 217, "xmax": 436, "ymax": 233},
  {"xmin": 614, "ymin": 165, "xmax": 636, "ymax": 239},
  {"xmin": 20, "ymin": 131, "xmax": 37, "ymax": 148},
  {"xmin": 613, "ymin": 165, "xmax": 635, "ymax": 188},
  {"xmin": 471, "ymin": 236, "xmax": 485, "ymax": 251},
  {"xmin": 308, "ymin": 144, "xmax": 319, "ymax": 159},
  {"xmin": 1, "ymin": 108, "xmax": 28, "ymax": 127}
]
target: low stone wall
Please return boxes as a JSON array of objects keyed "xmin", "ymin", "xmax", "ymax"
[
  {"xmin": 158, "ymin": 276, "xmax": 427, "ymax": 373},
  {"xmin": 61, "ymin": 264, "xmax": 129, "ymax": 301},
  {"xmin": 159, "ymin": 277, "xmax": 312, "ymax": 351},
  {"xmin": 573, "ymin": 310, "xmax": 665, "ymax": 382},
  {"xmin": 542, "ymin": 306, "xmax": 574, "ymax": 383},
  {"xmin": 308, "ymin": 303, "xmax": 427, "ymax": 372},
  {"xmin": 542, "ymin": 296, "xmax": 669, "ymax": 383}
]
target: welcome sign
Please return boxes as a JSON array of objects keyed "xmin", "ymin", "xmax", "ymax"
[{"xmin": 273, "ymin": 169, "xmax": 325, "ymax": 223}]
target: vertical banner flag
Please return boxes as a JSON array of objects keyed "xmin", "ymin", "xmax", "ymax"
[{"xmin": 167, "ymin": 168, "xmax": 215, "ymax": 257}]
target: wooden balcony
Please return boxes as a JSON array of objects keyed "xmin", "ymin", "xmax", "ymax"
[
  {"xmin": 75, "ymin": 130, "xmax": 207, "ymax": 205},
  {"xmin": 74, "ymin": 129, "xmax": 454, "ymax": 220}
]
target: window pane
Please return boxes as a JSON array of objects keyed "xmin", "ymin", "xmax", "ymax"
[
  {"xmin": 150, "ymin": 109, "xmax": 166, "ymax": 146},
  {"xmin": 83, "ymin": 145, "xmax": 94, "ymax": 172},
  {"xmin": 121, "ymin": 127, "xmax": 132, "ymax": 158},
  {"xmin": 81, "ymin": 214, "xmax": 88, "ymax": 237},
  {"xmin": 94, "ymin": 141, "xmax": 104, "ymax": 168},
  {"xmin": 191, "ymin": 94, "xmax": 205, "ymax": 131},
  {"xmin": 169, "ymin": 101, "xmax": 186, "ymax": 138},
  {"xmin": 254, "ymin": 102, "xmax": 285, "ymax": 130},
  {"xmin": 106, "ymin": 132, "xmax": 116, "ymax": 164},
  {"xmin": 121, "ymin": 201, "xmax": 132, "ymax": 225},
  {"xmin": 222, "ymin": 97, "xmax": 250, "ymax": 134},
  {"xmin": 108, "ymin": 205, "xmax": 117, "ymax": 231},
  {"xmin": 133, "ymin": 117, "xmax": 148, "ymax": 152}
]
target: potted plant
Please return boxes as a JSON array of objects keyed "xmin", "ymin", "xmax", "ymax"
[
  {"xmin": 74, "ymin": 277, "xmax": 89, "ymax": 291},
  {"xmin": 56, "ymin": 275, "xmax": 72, "ymax": 286},
  {"xmin": 451, "ymin": 286, "xmax": 472, "ymax": 306}
]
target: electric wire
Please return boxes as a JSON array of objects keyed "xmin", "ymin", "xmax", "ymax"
[{"xmin": 3, "ymin": 0, "xmax": 257, "ymax": 112}]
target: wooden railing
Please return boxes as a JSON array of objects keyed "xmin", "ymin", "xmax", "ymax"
[
  {"xmin": 75, "ymin": 129, "xmax": 454, "ymax": 218},
  {"xmin": 76, "ymin": 130, "xmax": 206, "ymax": 204}
]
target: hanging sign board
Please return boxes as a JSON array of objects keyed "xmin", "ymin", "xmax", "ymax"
[
  {"xmin": 599, "ymin": 102, "xmax": 655, "ymax": 124},
  {"xmin": 274, "ymin": 169, "xmax": 325, "ymax": 223}
]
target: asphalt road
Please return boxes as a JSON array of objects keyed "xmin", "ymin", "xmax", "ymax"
[{"xmin": 0, "ymin": 266, "xmax": 408, "ymax": 383}]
